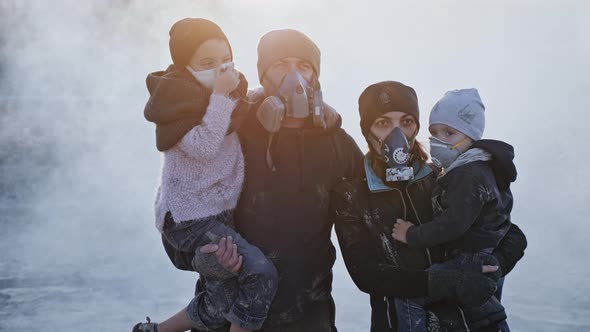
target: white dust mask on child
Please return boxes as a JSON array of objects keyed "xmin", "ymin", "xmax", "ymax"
[
  {"xmin": 186, "ymin": 62, "xmax": 234, "ymax": 90},
  {"xmin": 429, "ymin": 136, "xmax": 469, "ymax": 170}
]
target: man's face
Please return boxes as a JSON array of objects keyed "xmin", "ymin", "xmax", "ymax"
[{"xmin": 261, "ymin": 57, "xmax": 314, "ymax": 95}]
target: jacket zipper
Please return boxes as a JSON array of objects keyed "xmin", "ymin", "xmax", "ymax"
[
  {"xmin": 385, "ymin": 296, "xmax": 393, "ymax": 329},
  {"xmin": 390, "ymin": 188, "xmax": 407, "ymax": 220},
  {"xmin": 457, "ymin": 305, "xmax": 471, "ymax": 331},
  {"xmin": 405, "ymin": 182, "xmax": 433, "ymax": 266},
  {"xmin": 298, "ymin": 130, "xmax": 304, "ymax": 191},
  {"xmin": 386, "ymin": 188, "xmax": 406, "ymax": 329}
]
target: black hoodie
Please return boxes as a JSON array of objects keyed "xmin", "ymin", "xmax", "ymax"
[
  {"xmin": 231, "ymin": 94, "xmax": 364, "ymax": 327},
  {"xmin": 144, "ymin": 64, "xmax": 248, "ymax": 151},
  {"xmin": 406, "ymin": 139, "xmax": 517, "ymax": 253}
]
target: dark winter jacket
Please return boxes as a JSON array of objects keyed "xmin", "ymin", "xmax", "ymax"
[
  {"xmin": 331, "ymin": 154, "xmax": 527, "ymax": 332},
  {"xmin": 144, "ymin": 64, "xmax": 249, "ymax": 151},
  {"xmin": 406, "ymin": 140, "xmax": 516, "ymax": 254},
  {"xmin": 231, "ymin": 94, "xmax": 364, "ymax": 327}
]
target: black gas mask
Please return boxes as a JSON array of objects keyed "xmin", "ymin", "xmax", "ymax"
[
  {"xmin": 256, "ymin": 70, "xmax": 326, "ymax": 133},
  {"xmin": 372, "ymin": 127, "xmax": 414, "ymax": 182}
]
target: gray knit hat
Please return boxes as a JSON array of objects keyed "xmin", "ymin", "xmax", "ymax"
[
  {"xmin": 257, "ymin": 29, "xmax": 321, "ymax": 83},
  {"xmin": 429, "ymin": 88, "xmax": 485, "ymax": 141}
]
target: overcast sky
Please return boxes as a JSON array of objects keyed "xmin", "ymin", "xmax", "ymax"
[{"xmin": 1, "ymin": 1, "xmax": 589, "ymax": 331}]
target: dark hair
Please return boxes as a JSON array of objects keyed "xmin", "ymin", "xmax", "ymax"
[
  {"xmin": 366, "ymin": 135, "xmax": 428, "ymax": 162},
  {"xmin": 412, "ymin": 139, "xmax": 429, "ymax": 162},
  {"xmin": 368, "ymin": 138, "xmax": 430, "ymax": 180}
]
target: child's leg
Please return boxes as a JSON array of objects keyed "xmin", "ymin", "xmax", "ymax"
[
  {"xmin": 157, "ymin": 307, "xmax": 193, "ymax": 332},
  {"xmin": 394, "ymin": 297, "xmax": 427, "ymax": 332},
  {"xmin": 192, "ymin": 228, "xmax": 278, "ymax": 331},
  {"xmin": 392, "ymin": 256, "xmax": 466, "ymax": 332},
  {"xmin": 454, "ymin": 251, "xmax": 507, "ymax": 330},
  {"xmin": 186, "ymin": 281, "xmax": 233, "ymax": 331},
  {"xmin": 164, "ymin": 212, "xmax": 276, "ymax": 331},
  {"xmin": 161, "ymin": 213, "xmax": 239, "ymax": 330}
]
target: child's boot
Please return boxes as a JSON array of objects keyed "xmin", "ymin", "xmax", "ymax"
[{"xmin": 132, "ymin": 316, "xmax": 159, "ymax": 332}]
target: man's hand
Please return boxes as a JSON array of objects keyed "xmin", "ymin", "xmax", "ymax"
[
  {"xmin": 392, "ymin": 219, "xmax": 414, "ymax": 244},
  {"xmin": 199, "ymin": 236, "xmax": 243, "ymax": 273}
]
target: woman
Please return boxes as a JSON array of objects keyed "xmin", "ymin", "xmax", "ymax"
[{"xmin": 331, "ymin": 81, "xmax": 527, "ymax": 331}]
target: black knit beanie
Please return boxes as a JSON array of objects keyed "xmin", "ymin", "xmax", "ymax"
[
  {"xmin": 358, "ymin": 81, "xmax": 420, "ymax": 139},
  {"xmin": 169, "ymin": 18, "xmax": 232, "ymax": 67}
]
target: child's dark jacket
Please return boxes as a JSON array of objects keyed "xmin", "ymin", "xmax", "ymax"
[{"xmin": 406, "ymin": 139, "xmax": 516, "ymax": 254}]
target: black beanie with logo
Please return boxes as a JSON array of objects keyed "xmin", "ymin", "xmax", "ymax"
[{"xmin": 358, "ymin": 81, "xmax": 420, "ymax": 139}]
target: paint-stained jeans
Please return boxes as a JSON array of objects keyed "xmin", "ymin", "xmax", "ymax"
[
  {"xmin": 162, "ymin": 211, "xmax": 278, "ymax": 331},
  {"xmin": 394, "ymin": 249, "xmax": 501, "ymax": 332}
]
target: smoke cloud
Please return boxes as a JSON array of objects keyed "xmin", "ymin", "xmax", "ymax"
[{"xmin": 1, "ymin": 1, "xmax": 588, "ymax": 331}]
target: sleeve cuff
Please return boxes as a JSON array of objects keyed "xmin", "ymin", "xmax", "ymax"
[
  {"xmin": 406, "ymin": 225, "xmax": 422, "ymax": 248},
  {"xmin": 210, "ymin": 93, "xmax": 238, "ymax": 111}
]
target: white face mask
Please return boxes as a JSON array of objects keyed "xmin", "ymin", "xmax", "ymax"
[
  {"xmin": 429, "ymin": 136, "xmax": 470, "ymax": 169},
  {"xmin": 186, "ymin": 62, "xmax": 234, "ymax": 90}
]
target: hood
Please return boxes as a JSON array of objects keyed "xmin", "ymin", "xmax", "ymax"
[
  {"xmin": 144, "ymin": 64, "xmax": 248, "ymax": 151},
  {"xmin": 471, "ymin": 139, "xmax": 517, "ymax": 191},
  {"xmin": 145, "ymin": 64, "xmax": 210, "ymax": 123}
]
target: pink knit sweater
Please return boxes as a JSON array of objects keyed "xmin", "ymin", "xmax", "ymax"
[{"xmin": 154, "ymin": 94, "xmax": 244, "ymax": 232}]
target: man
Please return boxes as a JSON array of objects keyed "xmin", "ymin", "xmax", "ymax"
[{"xmin": 188, "ymin": 29, "xmax": 363, "ymax": 331}]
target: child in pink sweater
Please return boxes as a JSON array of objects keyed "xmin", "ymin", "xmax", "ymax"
[{"xmin": 134, "ymin": 18, "xmax": 277, "ymax": 332}]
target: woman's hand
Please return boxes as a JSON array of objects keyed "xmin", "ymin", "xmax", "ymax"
[
  {"xmin": 392, "ymin": 219, "xmax": 414, "ymax": 243},
  {"xmin": 482, "ymin": 265, "xmax": 499, "ymax": 274},
  {"xmin": 199, "ymin": 236, "xmax": 243, "ymax": 273},
  {"xmin": 428, "ymin": 255, "xmax": 501, "ymax": 307},
  {"xmin": 213, "ymin": 66, "xmax": 240, "ymax": 97}
]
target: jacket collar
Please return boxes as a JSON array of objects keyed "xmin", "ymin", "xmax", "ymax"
[
  {"xmin": 364, "ymin": 155, "xmax": 432, "ymax": 193},
  {"xmin": 442, "ymin": 147, "xmax": 491, "ymax": 177}
]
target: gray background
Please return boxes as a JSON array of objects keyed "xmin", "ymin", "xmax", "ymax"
[{"xmin": 1, "ymin": 1, "xmax": 588, "ymax": 331}]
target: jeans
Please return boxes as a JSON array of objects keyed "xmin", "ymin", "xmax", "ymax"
[
  {"xmin": 394, "ymin": 250, "xmax": 500, "ymax": 332},
  {"xmin": 163, "ymin": 211, "xmax": 278, "ymax": 331},
  {"xmin": 495, "ymin": 277, "xmax": 510, "ymax": 332}
]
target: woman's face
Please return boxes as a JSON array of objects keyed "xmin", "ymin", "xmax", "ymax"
[
  {"xmin": 187, "ymin": 39, "xmax": 232, "ymax": 71},
  {"xmin": 369, "ymin": 111, "xmax": 418, "ymax": 154}
]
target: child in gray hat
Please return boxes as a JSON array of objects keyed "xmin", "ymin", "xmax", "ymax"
[{"xmin": 392, "ymin": 89, "xmax": 518, "ymax": 331}]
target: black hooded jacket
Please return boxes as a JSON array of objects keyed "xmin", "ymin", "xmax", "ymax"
[
  {"xmin": 406, "ymin": 140, "xmax": 517, "ymax": 254},
  {"xmin": 331, "ymin": 148, "xmax": 526, "ymax": 332},
  {"xmin": 231, "ymin": 94, "xmax": 364, "ymax": 326}
]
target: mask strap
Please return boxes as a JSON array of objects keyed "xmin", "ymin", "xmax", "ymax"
[
  {"xmin": 266, "ymin": 134, "xmax": 277, "ymax": 172},
  {"xmin": 451, "ymin": 136, "xmax": 470, "ymax": 150},
  {"xmin": 367, "ymin": 131, "xmax": 383, "ymax": 148}
]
